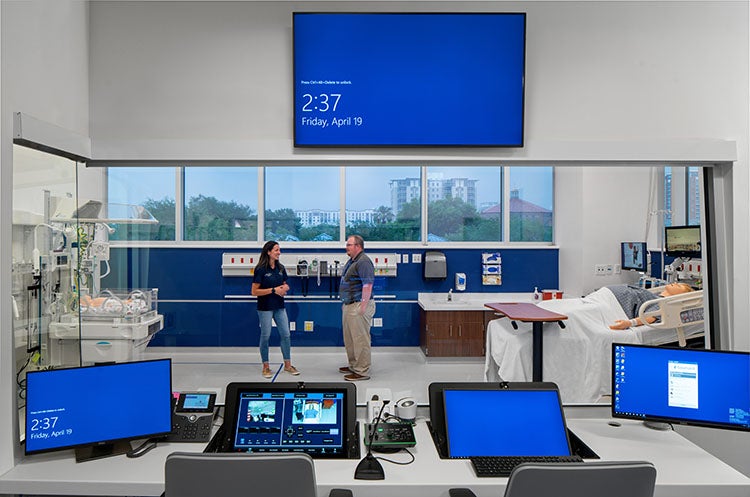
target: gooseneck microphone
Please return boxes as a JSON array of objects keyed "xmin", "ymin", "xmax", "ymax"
[{"xmin": 354, "ymin": 399, "xmax": 389, "ymax": 480}]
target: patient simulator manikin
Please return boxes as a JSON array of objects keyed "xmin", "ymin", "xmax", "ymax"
[{"xmin": 608, "ymin": 282, "xmax": 693, "ymax": 330}]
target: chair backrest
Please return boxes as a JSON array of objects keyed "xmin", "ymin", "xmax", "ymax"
[
  {"xmin": 165, "ymin": 452, "xmax": 317, "ymax": 497},
  {"xmin": 504, "ymin": 461, "xmax": 656, "ymax": 497}
]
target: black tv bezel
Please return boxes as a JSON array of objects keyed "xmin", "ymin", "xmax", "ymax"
[
  {"xmin": 620, "ymin": 241, "xmax": 648, "ymax": 272},
  {"xmin": 24, "ymin": 358, "xmax": 173, "ymax": 456},
  {"xmin": 222, "ymin": 381, "xmax": 360, "ymax": 459},
  {"xmin": 292, "ymin": 12, "xmax": 527, "ymax": 148},
  {"xmin": 664, "ymin": 225, "xmax": 702, "ymax": 259},
  {"xmin": 610, "ymin": 343, "xmax": 750, "ymax": 432}
]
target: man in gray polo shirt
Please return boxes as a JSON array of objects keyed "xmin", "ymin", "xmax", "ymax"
[{"xmin": 338, "ymin": 234, "xmax": 376, "ymax": 381}]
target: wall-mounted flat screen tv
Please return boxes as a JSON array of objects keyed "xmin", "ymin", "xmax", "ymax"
[
  {"xmin": 665, "ymin": 225, "xmax": 701, "ymax": 259},
  {"xmin": 293, "ymin": 13, "xmax": 526, "ymax": 147},
  {"xmin": 621, "ymin": 242, "xmax": 648, "ymax": 272}
]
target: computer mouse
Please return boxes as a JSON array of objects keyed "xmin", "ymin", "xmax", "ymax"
[{"xmin": 608, "ymin": 421, "xmax": 622, "ymax": 427}]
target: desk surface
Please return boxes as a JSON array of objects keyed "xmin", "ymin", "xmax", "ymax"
[
  {"xmin": 1, "ymin": 416, "xmax": 748, "ymax": 497},
  {"xmin": 485, "ymin": 302, "xmax": 568, "ymax": 322}
]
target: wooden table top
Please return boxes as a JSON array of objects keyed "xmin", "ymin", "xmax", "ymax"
[{"xmin": 485, "ymin": 302, "xmax": 568, "ymax": 322}]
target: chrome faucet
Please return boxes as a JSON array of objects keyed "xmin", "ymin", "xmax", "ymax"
[{"xmin": 447, "ymin": 289, "xmax": 453, "ymax": 301}]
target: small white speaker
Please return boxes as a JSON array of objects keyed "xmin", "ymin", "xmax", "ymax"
[{"xmin": 395, "ymin": 397, "xmax": 417, "ymax": 422}]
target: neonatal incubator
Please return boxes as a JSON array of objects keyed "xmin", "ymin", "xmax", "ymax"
[{"xmin": 12, "ymin": 193, "xmax": 163, "ymax": 369}]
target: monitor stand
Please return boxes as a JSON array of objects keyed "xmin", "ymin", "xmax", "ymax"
[
  {"xmin": 643, "ymin": 420, "xmax": 671, "ymax": 431},
  {"xmin": 75, "ymin": 440, "xmax": 132, "ymax": 462}
]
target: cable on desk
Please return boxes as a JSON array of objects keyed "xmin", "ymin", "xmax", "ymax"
[
  {"xmin": 126, "ymin": 438, "xmax": 160, "ymax": 458},
  {"xmin": 376, "ymin": 448, "xmax": 415, "ymax": 466}
]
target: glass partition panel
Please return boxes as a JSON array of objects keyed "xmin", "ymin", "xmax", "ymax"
[
  {"xmin": 108, "ymin": 167, "xmax": 176, "ymax": 241},
  {"xmin": 345, "ymin": 166, "xmax": 421, "ymax": 241},
  {"xmin": 426, "ymin": 166, "xmax": 502, "ymax": 242},
  {"xmin": 184, "ymin": 167, "xmax": 258, "ymax": 241},
  {"xmin": 265, "ymin": 166, "xmax": 340, "ymax": 242},
  {"xmin": 507, "ymin": 166, "xmax": 554, "ymax": 242}
]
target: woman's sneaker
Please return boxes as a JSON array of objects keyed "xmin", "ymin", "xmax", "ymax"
[
  {"xmin": 284, "ymin": 365, "xmax": 300, "ymax": 376},
  {"xmin": 262, "ymin": 366, "xmax": 273, "ymax": 379}
]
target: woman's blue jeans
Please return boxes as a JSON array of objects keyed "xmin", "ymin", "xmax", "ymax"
[{"xmin": 257, "ymin": 308, "xmax": 291, "ymax": 363}]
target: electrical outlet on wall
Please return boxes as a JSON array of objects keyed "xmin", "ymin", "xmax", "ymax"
[
  {"xmin": 373, "ymin": 318, "xmax": 383, "ymax": 327},
  {"xmin": 289, "ymin": 321, "xmax": 296, "ymax": 331},
  {"xmin": 304, "ymin": 321, "xmax": 314, "ymax": 332},
  {"xmin": 595, "ymin": 264, "xmax": 608, "ymax": 276},
  {"xmin": 412, "ymin": 253, "xmax": 422, "ymax": 263}
]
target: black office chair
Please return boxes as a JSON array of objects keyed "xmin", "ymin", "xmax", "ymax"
[
  {"xmin": 164, "ymin": 452, "xmax": 353, "ymax": 497},
  {"xmin": 450, "ymin": 460, "xmax": 656, "ymax": 497}
]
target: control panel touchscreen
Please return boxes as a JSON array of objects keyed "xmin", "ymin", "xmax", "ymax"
[{"xmin": 231, "ymin": 391, "xmax": 346, "ymax": 456}]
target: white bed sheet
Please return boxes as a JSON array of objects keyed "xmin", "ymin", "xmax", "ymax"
[{"xmin": 483, "ymin": 287, "xmax": 703, "ymax": 403}]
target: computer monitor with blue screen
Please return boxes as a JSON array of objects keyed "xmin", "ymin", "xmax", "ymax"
[
  {"xmin": 612, "ymin": 344, "xmax": 750, "ymax": 431},
  {"xmin": 25, "ymin": 359, "xmax": 173, "ymax": 461},
  {"xmin": 621, "ymin": 242, "xmax": 647, "ymax": 272},
  {"xmin": 443, "ymin": 388, "xmax": 572, "ymax": 457}
]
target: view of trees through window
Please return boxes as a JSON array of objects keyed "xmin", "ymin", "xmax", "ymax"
[{"xmin": 108, "ymin": 165, "xmax": 555, "ymax": 243}]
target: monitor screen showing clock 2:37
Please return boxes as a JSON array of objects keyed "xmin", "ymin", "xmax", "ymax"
[{"xmin": 293, "ymin": 13, "xmax": 526, "ymax": 147}]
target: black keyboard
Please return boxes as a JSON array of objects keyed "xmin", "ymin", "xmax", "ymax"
[{"xmin": 469, "ymin": 455, "xmax": 583, "ymax": 477}]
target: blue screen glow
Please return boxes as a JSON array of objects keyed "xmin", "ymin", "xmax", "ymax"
[
  {"xmin": 293, "ymin": 13, "xmax": 526, "ymax": 147},
  {"xmin": 25, "ymin": 359, "xmax": 173, "ymax": 454},
  {"xmin": 613, "ymin": 344, "xmax": 750, "ymax": 430},
  {"xmin": 443, "ymin": 389, "xmax": 570, "ymax": 457}
]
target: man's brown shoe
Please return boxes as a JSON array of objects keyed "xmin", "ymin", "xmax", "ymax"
[
  {"xmin": 344, "ymin": 372, "xmax": 370, "ymax": 381},
  {"xmin": 338, "ymin": 366, "xmax": 353, "ymax": 373}
]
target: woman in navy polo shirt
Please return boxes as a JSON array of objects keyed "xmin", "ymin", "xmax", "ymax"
[{"xmin": 251, "ymin": 240, "xmax": 300, "ymax": 379}]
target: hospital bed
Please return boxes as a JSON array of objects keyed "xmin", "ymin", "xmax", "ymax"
[{"xmin": 484, "ymin": 286, "xmax": 705, "ymax": 403}]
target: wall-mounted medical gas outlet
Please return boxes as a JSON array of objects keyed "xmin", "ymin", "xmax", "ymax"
[
  {"xmin": 222, "ymin": 252, "xmax": 399, "ymax": 277},
  {"xmin": 280, "ymin": 253, "xmax": 399, "ymax": 277},
  {"xmin": 221, "ymin": 253, "xmax": 256, "ymax": 277}
]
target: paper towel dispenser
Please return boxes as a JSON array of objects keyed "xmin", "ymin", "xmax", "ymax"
[{"xmin": 424, "ymin": 251, "xmax": 447, "ymax": 280}]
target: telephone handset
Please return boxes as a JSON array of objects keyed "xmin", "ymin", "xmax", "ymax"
[{"xmin": 164, "ymin": 392, "xmax": 217, "ymax": 443}]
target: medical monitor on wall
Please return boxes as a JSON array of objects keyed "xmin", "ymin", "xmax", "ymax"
[
  {"xmin": 621, "ymin": 242, "xmax": 647, "ymax": 272},
  {"xmin": 665, "ymin": 225, "xmax": 701, "ymax": 259},
  {"xmin": 612, "ymin": 344, "xmax": 750, "ymax": 431},
  {"xmin": 25, "ymin": 359, "xmax": 173, "ymax": 461},
  {"xmin": 293, "ymin": 12, "xmax": 526, "ymax": 147}
]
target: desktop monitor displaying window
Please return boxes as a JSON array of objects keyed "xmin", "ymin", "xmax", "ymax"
[
  {"xmin": 612, "ymin": 344, "xmax": 750, "ymax": 431},
  {"xmin": 621, "ymin": 242, "xmax": 648, "ymax": 272},
  {"xmin": 293, "ymin": 12, "xmax": 526, "ymax": 147},
  {"xmin": 25, "ymin": 359, "xmax": 173, "ymax": 461},
  {"xmin": 664, "ymin": 225, "xmax": 702, "ymax": 259}
]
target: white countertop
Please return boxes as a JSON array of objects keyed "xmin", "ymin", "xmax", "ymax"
[{"xmin": 418, "ymin": 292, "xmax": 534, "ymax": 311}]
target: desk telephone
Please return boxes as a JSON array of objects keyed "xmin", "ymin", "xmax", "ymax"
[{"xmin": 164, "ymin": 392, "xmax": 217, "ymax": 443}]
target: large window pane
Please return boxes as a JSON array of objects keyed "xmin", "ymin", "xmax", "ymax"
[
  {"xmin": 663, "ymin": 166, "xmax": 673, "ymax": 227},
  {"xmin": 108, "ymin": 167, "xmax": 176, "ymax": 241},
  {"xmin": 346, "ymin": 166, "xmax": 421, "ymax": 242},
  {"xmin": 508, "ymin": 167, "xmax": 553, "ymax": 242},
  {"xmin": 265, "ymin": 167, "xmax": 339, "ymax": 241},
  {"xmin": 184, "ymin": 167, "xmax": 258, "ymax": 241},
  {"xmin": 426, "ymin": 166, "xmax": 502, "ymax": 242},
  {"xmin": 687, "ymin": 167, "xmax": 701, "ymax": 226}
]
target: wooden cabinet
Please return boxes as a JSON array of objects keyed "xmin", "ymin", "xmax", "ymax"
[{"xmin": 420, "ymin": 309, "xmax": 494, "ymax": 357}]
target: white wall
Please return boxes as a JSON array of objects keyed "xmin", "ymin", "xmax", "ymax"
[
  {"xmin": 0, "ymin": 0, "xmax": 90, "ymax": 475},
  {"xmin": 86, "ymin": 1, "xmax": 749, "ymax": 350}
]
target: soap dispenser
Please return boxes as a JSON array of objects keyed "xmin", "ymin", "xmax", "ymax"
[{"xmin": 533, "ymin": 287, "xmax": 540, "ymax": 301}]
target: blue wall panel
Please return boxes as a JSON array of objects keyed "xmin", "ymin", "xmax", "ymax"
[{"xmin": 106, "ymin": 247, "xmax": 557, "ymax": 347}]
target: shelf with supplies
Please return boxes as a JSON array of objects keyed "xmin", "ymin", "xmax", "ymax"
[{"xmin": 221, "ymin": 252, "xmax": 399, "ymax": 277}]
